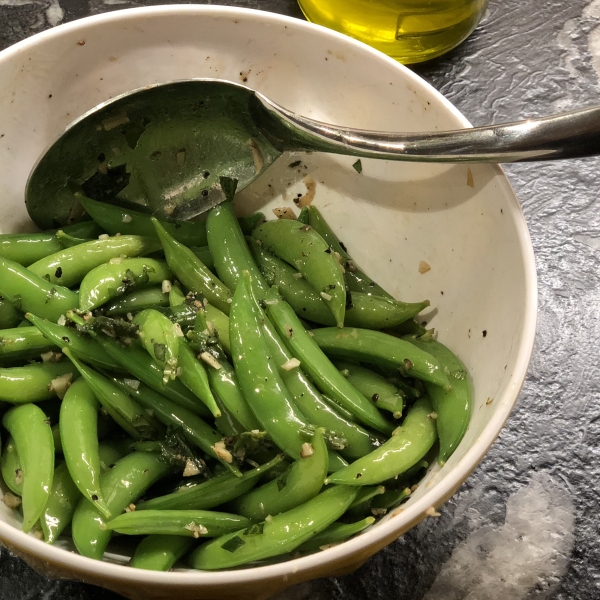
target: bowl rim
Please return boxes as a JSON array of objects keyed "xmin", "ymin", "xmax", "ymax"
[{"xmin": 0, "ymin": 3, "xmax": 538, "ymax": 586}]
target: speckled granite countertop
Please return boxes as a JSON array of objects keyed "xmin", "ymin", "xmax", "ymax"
[{"xmin": 0, "ymin": 1, "xmax": 599, "ymax": 598}]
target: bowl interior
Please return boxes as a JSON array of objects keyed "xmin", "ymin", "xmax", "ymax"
[{"xmin": 0, "ymin": 5, "xmax": 536, "ymax": 596}]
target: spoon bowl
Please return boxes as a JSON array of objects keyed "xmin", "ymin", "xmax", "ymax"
[{"xmin": 26, "ymin": 77, "xmax": 600, "ymax": 227}]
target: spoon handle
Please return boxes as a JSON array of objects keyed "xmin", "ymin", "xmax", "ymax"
[{"xmin": 255, "ymin": 97, "xmax": 600, "ymax": 163}]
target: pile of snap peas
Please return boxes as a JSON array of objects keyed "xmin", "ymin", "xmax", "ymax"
[{"xmin": 0, "ymin": 194, "xmax": 471, "ymax": 571}]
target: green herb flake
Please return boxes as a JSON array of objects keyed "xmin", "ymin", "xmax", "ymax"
[
  {"xmin": 352, "ymin": 159, "xmax": 363, "ymax": 173},
  {"xmin": 243, "ymin": 523, "xmax": 264, "ymax": 536},
  {"xmin": 222, "ymin": 535, "xmax": 246, "ymax": 553},
  {"xmin": 220, "ymin": 176, "xmax": 239, "ymax": 202},
  {"xmin": 153, "ymin": 342, "xmax": 166, "ymax": 362}
]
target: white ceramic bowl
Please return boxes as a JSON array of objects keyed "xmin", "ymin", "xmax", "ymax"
[{"xmin": 0, "ymin": 6, "xmax": 537, "ymax": 600}]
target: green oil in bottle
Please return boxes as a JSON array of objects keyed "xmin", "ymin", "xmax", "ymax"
[{"xmin": 297, "ymin": 0, "xmax": 488, "ymax": 64}]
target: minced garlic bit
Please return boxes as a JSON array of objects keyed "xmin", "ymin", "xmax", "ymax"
[
  {"xmin": 163, "ymin": 202, "xmax": 176, "ymax": 215},
  {"xmin": 124, "ymin": 503, "xmax": 136, "ymax": 513},
  {"xmin": 425, "ymin": 506, "xmax": 441, "ymax": 517},
  {"xmin": 272, "ymin": 207, "xmax": 296, "ymax": 220},
  {"xmin": 212, "ymin": 440, "xmax": 233, "ymax": 463},
  {"xmin": 293, "ymin": 272, "xmax": 303, "ymax": 279},
  {"xmin": 371, "ymin": 508, "xmax": 387, "ymax": 516},
  {"xmin": 57, "ymin": 315, "xmax": 66, "ymax": 326},
  {"xmin": 124, "ymin": 378, "xmax": 140, "ymax": 390},
  {"xmin": 300, "ymin": 442, "xmax": 314, "ymax": 458},
  {"xmin": 185, "ymin": 522, "xmax": 209, "ymax": 538},
  {"xmin": 281, "ymin": 358, "xmax": 301, "ymax": 371},
  {"xmin": 98, "ymin": 233, "xmax": 110, "ymax": 240},
  {"xmin": 2, "ymin": 492, "xmax": 21, "ymax": 509},
  {"xmin": 320, "ymin": 292, "xmax": 332, "ymax": 301},
  {"xmin": 200, "ymin": 351, "xmax": 222, "ymax": 370},
  {"xmin": 48, "ymin": 372, "xmax": 73, "ymax": 399},
  {"xmin": 162, "ymin": 279, "xmax": 173, "ymax": 293},
  {"xmin": 247, "ymin": 137, "xmax": 264, "ymax": 174},
  {"xmin": 121, "ymin": 213, "xmax": 132, "ymax": 223},
  {"xmin": 418, "ymin": 260, "xmax": 431, "ymax": 274},
  {"xmin": 173, "ymin": 323, "xmax": 184, "ymax": 338},
  {"xmin": 183, "ymin": 459, "xmax": 202, "ymax": 477},
  {"xmin": 109, "ymin": 257, "xmax": 123, "ymax": 265},
  {"xmin": 297, "ymin": 176, "xmax": 317, "ymax": 207},
  {"xmin": 427, "ymin": 412, "xmax": 438, "ymax": 420},
  {"xmin": 41, "ymin": 351, "xmax": 62, "ymax": 363}
]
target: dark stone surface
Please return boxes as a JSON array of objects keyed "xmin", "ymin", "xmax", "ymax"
[{"xmin": 1, "ymin": 0, "xmax": 600, "ymax": 598}]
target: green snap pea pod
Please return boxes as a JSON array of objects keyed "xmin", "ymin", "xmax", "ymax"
[
  {"xmin": 230, "ymin": 274, "xmax": 311, "ymax": 459},
  {"xmin": 152, "ymin": 219, "xmax": 232, "ymax": 314},
  {"xmin": 206, "ymin": 201, "xmax": 265, "ymax": 291},
  {"xmin": 297, "ymin": 207, "xmax": 309, "ymax": 225},
  {"xmin": 58, "ymin": 220, "xmax": 106, "ymax": 240},
  {"xmin": 0, "ymin": 360, "xmax": 78, "ymax": 403},
  {"xmin": 264, "ymin": 293, "xmax": 394, "ymax": 435},
  {"xmin": 78, "ymin": 195, "xmax": 208, "ymax": 246},
  {"xmin": 0, "ymin": 297, "xmax": 21, "ymax": 329},
  {"xmin": 259, "ymin": 312, "xmax": 377, "ymax": 460},
  {"xmin": 71, "ymin": 451, "xmax": 171, "ymax": 560},
  {"xmin": 189, "ymin": 246, "xmax": 216, "ymax": 272},
  {"xmin": 95, "ymin": 338, "xmax": 211, "ymax": 418},
  {"xmin": 55, "ymin": 230, "xmax": 92, "ymax": 249},
  {"xmin": 199, "ymin": 304, "xmax": 231, "ymax": 354},
  {"xmin": 327, "ymin": 397, "xmax": 437, "ymax": 486},
  {"xmin": 79, "ymin": 257, "xmax": 172, "ymax": 312},
  {"xmin": 1, "ymin": 436, "xmax": 23, "ymax": 495},
  {"xmin": 25, "ymin": 313, "xmax": 120, "ymax": 371},
  {"xmin": 64, "ymin": 349, "xmax": 162, "ymax": 442},
  {"xmin": 189, "ymin": 485, "xmax": 359, "ymax": 570},
  {"xmin": 168, "ymin": 283, "xmax": 186, "ymax": 307},
  {"xmin": 60, "ymin": 378, "xmax": 110, "ymax": 518},
  {"xmin": 139, "ymin": 455, "xmax": 284, "ymax": 512},
  {"xmin": 133, "ymin": 309, "xmax": 181, "ymax": 381},
  {"xmin": 0, "ymin": 257, "xmax": 79, "ymax": 321},
  {"xmin": 310, "ymin": 328, "xmax": 450, "ymax": 389},
  {"xmin": 253, "ymin": 219, "xmax": 346, "ymax": 327},
  {"xmin": 40, "ymin": 461, "xmax": 81, "ymax": 544},
  {"xmin": 403, "ymin": 335, "xmax": 472, "ymax": 464},
  {"xmin": 98, "ymin": 438, "xmax": 134, "ymax": 472},
  {"xmin": 106, "ymin": 509, "xmax": 251, "ymax": 537},
  {"xmin": 388, "ymin": 318, "xmax": 428, "ymax": 336},
  {"xmin": 178, "ymin": 343, "xmax": 221, "ymax": 418},
  {"xmin": 296, "ymin": 516, "xmax": 375, "ymax": 554},
  {"xmin": 131, "ymin": 535, "xmax": 195, "ymax": 571},
  {"xmin": 230, "ymin": 428, "xmax": 328, "ymax": 521},
  {"xmin": 28, "ymin": 235, "xmax": 162, "ymax": 288},
  {"xmin": 370, "ymin": 486, "xmax": 412, "ymax": 511},
  {"xmin": 319, "ymin": 394, "xmax": 358, "ymax": 424},
  {"xmin": 0, "ymin": 233, "xmax": 63, "ymax": 266},
  {"xmin": 103, "ymin": 287, "xmax": 170, "ymax": 316},
  {"xmin": 164, "ymin": 304, "xmax": 197, "ymax": 330},
  {"xmin": 0, "ymin": 327, "xmax": 55, "ymax": 362},
  {"xmin": 127, "ymin": 380, "xmax": 241, "ymax": 476},
  {"xmin": 306, "ymin": 205, "xmax": 392, "ymax": 299},
  {"xmin": 238, "ymin": 212, "xmax": 265, "ymax": 235},
  {"xmin": 337, "ymin": 361, "xmax": 405, "ymax": 419},
  {"xmin": 345, "ymin": 485, "xmax": 386, "ymax": 518},
  {"xmin": 2, "ymin": 404, "xmax": 54, "ymax": 532},
  {"xmin": 251, "ymin": 240, "xmax": 428, "ymax": 328}
]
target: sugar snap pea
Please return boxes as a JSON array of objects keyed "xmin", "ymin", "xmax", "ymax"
[
  {"xmin": 250, "ymin": 239, "xmax": 428, "ymax": 328},
  {"xmin": 78, "ymin": 195, "xmax": 208, "ymax": 246},
  {"xmin": 0, "ymin": 327, "xmax": 55, "ymax": 363},
  {"xmin": 64, "ymin": 349, "xmax": 162, "ymax": 442},
  {"xmin": 106, "ymin": 509, "xmax": 251, "ymax": 537},
  {"xmin": 2, "ymin": 403, "xmax": 54, "ymax": 532},
  {"xmin": 28, "ymin": 235, "xmax": 162, "ymax": 288},
  {"xmin": 1, "ymin": 436, "xmax": 23, "ymax": 495},
  {"xmin": 71, "ymin": 451, "xmax": 171, "ymax": 559},
  {"xmin": 131, "ymin": 535, "xmax": 194, "ymax": 571},
  {"xmin": 168, "ymin": 283, "xmax": 186, "ymax": 307},
  {"xmin": 253, "ymin": 219, "xmax": 346, "ymax": 327},
  {"xmin": 310, "ymin": 327, "xmax": 450, "ymax": 389},
  {"xmin": 0, "ymin": 297, "xmax": 21, "ymax": 330},
  {"xmin": 337, "ymin": 361, "xmax": 405, "ymax": 418},
  {"xmin": 0, "ymin": 360, "xmax": 78, "ymax": 403},
  {"xmin": 0, "ymin": 233, "xmax": 63, "ymax": 266},
  {"xmin": 263, "ymin": 292, "xmax": 394, "ymax": 435},
  {"xmin": 189, "ymin": 485, "xmax": 359, "ymax": 570},
  {"xmin": 230, "ymin": 428, "xmax": 328, "ymax": 521},
  {"xmin": 58, "ymin": 220, "xmax": 106, "ymax": 240},
  {"xmin": 40, "ymin": 461, "xmax": 81, "ymax": 544},
  {"xmin": 177, "ymin": 343, "xmax": 221, "ymax": 418},
  {"xmin": 296, "ymin": 516, "xmax": 375, "ymax": 554},
  {"xmin": 0, "ymin": 257, "xmax": 79, "ymax": 321},
  {"xmin": 98, "ymin": 438, "xmax": 134, "ymax": 473},
  {"xmin": 26, "ymin": 313, "xmax": 120, "ymax": 371},
  {"xmin": 54, "ymin": 230, "xmax": 92, "ymax": 249},
  {"xmin": 327, "ymin": 397, "xmax": 437, "ymax": 486},
  {"xmin": 60, "ymin": 378, "xmax": 111, "ymax": 518},
  {"xmin": 404, "ymin": 335, "xmax": 472, "ymax": 464},
  {"xmin": 79, "ymin": 257, "xmax": 172, "ymax": 311},
  {"xmin": 152, "ymin": 219, "xmax": 232, "ymax": 314},
  {"xmin": 230, "ymin": 274, "xmax": 311, "ymax": 459},
  {"xmin": 103, "ymin": 286, "xmax": 169, "ymax": 316}
]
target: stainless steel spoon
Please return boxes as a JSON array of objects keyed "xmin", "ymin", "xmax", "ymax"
[{"xmin": 26, "ymin": 78, "xmax": 600, "ymax": 228}]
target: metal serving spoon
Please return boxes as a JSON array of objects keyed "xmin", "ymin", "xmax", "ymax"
[{"xmin": 26, "ymin": 78, "xmax": 600, "ymax": 229}]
